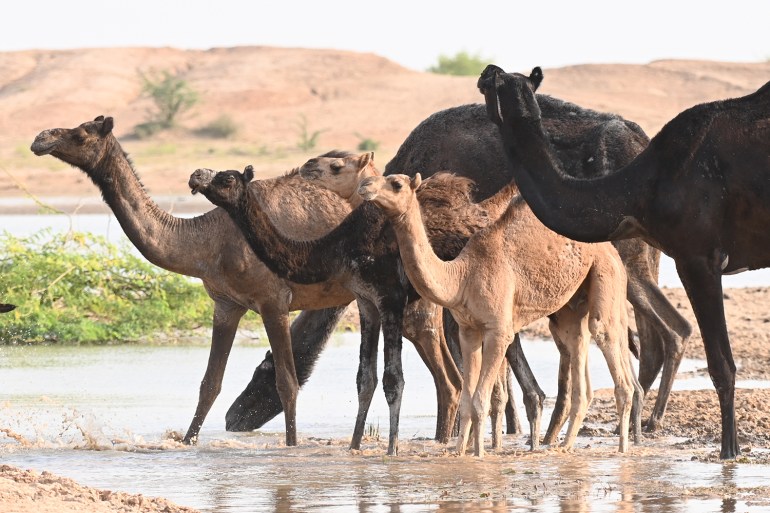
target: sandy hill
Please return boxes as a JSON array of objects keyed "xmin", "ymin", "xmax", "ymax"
[{"xmin": 1, "ymin": 46, "xmax": 769, "ymax": 209}]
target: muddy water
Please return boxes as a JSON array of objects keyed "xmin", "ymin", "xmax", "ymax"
[{"xmin": 2, "ymin": 334, "xmax": 769, "ymax": 512}]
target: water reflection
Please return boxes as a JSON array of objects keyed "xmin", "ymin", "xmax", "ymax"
[{"xmin": 3, "ymin": 339, "xmax": 770, "ymax": 512}]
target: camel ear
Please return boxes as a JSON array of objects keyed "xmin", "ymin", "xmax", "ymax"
[
  {"xmin": 99, "ymin": 117, "xmax": 114, "ymax": 135},
  {"xmin": 359, "ymin": 152, "xmax": 372, "ymax": 169},
  {"xmin": 530, "ymin": 67, "xmax": 543, "ymax": 91},
  {"xmin": 94, "ymin": 115, "xmax": 105, "ymax": 122},
  {"xmin": 243, "ymin": 165, "xmax": 255, "ymax": 183},
  {"xmin": 411, "ymin": 173, "xmax": 422, "ymax": 191}
]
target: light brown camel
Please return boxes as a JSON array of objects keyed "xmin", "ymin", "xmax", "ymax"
[
  {"xmin": 30, "ymin": 116, "xmax": 362, "ymax": 447},
  {"xmin": 359, "ymin": 173, "xmax": 641, "ymax": 456},
  {"xmin": 298, "ymin": 151, "xmax": 578, "ymax": 447},
  {"xmin": 188, "ymin": 160, "xmax": 514, "ymax": 454},
  {"xmin": 479, "ymin": 64, "xmax": 770, "ymax": 459}
]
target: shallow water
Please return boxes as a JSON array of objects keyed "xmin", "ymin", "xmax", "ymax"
[{"xmin": 2, "ymin": 335, "xmax": 769, "ymax": 512}]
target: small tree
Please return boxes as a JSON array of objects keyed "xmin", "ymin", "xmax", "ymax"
[
  {"xmin": 135, "ymin": 69, "xmax": 198, "ymax": 137},
  {"xmin": 427, "ymin": 51, "xmax": 491, "ymax": 76},
  {"xmin": 295, "ymin": 114, "xmax": 326, "ymax": 151}
]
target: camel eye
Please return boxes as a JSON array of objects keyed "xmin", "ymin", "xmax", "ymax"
[
  {"xmin": 330, "ymin": 161, "xmax": 343, "ymax": 173},
  {"xmin": 391, "ymin": 181, "xmax": 403, "ymax": 191}
]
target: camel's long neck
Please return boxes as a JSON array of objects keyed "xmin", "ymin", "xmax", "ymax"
[
  {"xmin": 87, "ymin": 142, "xmax": 220, "ymax": 278},
  {"xmin": 501, "ymin": 117, "xmax": 649, "ymax": 243},
  {"xmin": 389, "ymin": 199, "xmax": 467, "ymax": 307},
  {"xmin": 223, "ymin": 188, "xmax": 340, "ymax": 284}
]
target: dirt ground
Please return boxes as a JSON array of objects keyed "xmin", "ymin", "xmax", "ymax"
[{"xmin": 3, "ymin": 47, "xmax": 770, "ymax": 511}]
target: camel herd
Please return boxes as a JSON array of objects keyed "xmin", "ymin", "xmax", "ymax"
[{"xmin": 28, "ymin": 64, "xmax": 770, "ymax": 460}]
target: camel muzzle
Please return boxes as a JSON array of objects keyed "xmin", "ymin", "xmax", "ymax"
[{"xmin": 30, "ymin": 131, "xmax": 59, "ymax": 156}]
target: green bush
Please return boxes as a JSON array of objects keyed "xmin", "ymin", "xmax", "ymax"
[
  {"xmin": 355, "ymin": 133, "xmax": 380, "ymax": 152},
  {"xmin": 295, "ymin": 114, "xmax": 326, "ymax": 151},
  {"xmin": 427, "ymin": 51, "xmax": 492, "ymax": 76},
  {"xmin": 135, "ymin": 69, "xmax": 199, "ymax": 136},
  {"xmin": 0, "ymin": 230, "xmax": 213, "ymax": 344},
  {"xmin": 196, "ymin": 115, "xmax": 239, "ymax": 139}
]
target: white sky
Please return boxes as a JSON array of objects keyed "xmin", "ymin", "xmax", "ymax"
[{"xmin": 4, "ymin": 1, "xmax": 768, "ymax": 71}]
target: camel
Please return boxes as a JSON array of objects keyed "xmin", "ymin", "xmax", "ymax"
[
  {"xmin": 384, "ymin": 94, "xmax": 692, "ymax": 435},
  {"xmin": 31, "ymin": 115, "xmax": 362, "ymax": 447},
  {"xmin": 188, "ymin": 161, "xmax": 511, "ymax": 454},
  {"xmin": 299, "ymin": 151, "xmax": 595, "ymax": 447},
  {"xmin": 479, "ymin": 64, "xmax": 770, "ymax": 459},
  {"xmin": 359, "ymin": 173, "xmax": 642, "ymax": 456},
  {"xmin": 0, "ymin": 304, "xmax": 16, "ymax": 313}
]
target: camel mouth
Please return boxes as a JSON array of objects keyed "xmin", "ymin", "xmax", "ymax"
[
  {"xmin": 30, "ymin": 134, "xmax": 57, "ymax": 156},
  {"xmin": 188, "ymin": 168, "xmax": 215, "ymax": 195}
]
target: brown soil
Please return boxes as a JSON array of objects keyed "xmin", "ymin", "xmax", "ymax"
[
  {"xmin": 0, "ymin": 465, "xmax": 199, "ymax": 513},
  {"xmin": 3, "ymin": 47, "xmax": 770, "ymax": 509}
]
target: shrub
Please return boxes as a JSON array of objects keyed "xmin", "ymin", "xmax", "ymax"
[
  {"xmin": 427, "ymin": 51, "xmax": 491, "ymax": 76},
  {"xmin": 355, "ymin": 133, "xmax": 380, "ymax": 152},
  {"xmin": 295, "ymin": 114, "xmax": 326, "ymax": 151},
  {"xmin": 135, "ymin": 69, "xmax": 199, "ymax": 136},
  {"xmin": 0, "ymin": 230, "xmax": 213, "ymax": 344}
]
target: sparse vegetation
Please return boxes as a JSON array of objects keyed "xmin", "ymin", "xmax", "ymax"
[
  {"xmin": 196, "ymin": 115, "xmax": 239, "ymax": 139},
  {"xmin": 0, "ymin": 229, "xmax": 214, "ymax": 344},
  {"xmin": 354, "ymin": 132, "xmax": 380, "ymax": 152},
  {"xmin": 295, "ymin": 114, "xmax": 326, "ymax": 151},
  {"xmin": 427, "ymin": 51, "xmax": 491, "ymax": 76},
  {"xmin": 134, "ymin": 69, "xmax": 199, "ymax": 138}
]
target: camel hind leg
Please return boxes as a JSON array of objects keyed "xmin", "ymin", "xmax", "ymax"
[
  {"xmin": 548, "ymin": 305, "xmax": 592, "ymax": 451},
  {"xmin": 587, "ymin": 256, "xmax": 636, "ymax": 453},
  {"xmin": 402, "ymin": 299, "xmax": 462, "ymax": 444}
]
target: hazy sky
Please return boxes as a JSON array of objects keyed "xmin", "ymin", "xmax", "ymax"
[{"xmin": 5, "ymin": 1, "xmax": 768, "ymax": 71}]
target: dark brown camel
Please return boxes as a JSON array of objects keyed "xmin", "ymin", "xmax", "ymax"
[
  {"xmin": 0, "ymin": 304, "xmax": 16, "ymax": 313},
  {"xmin": 188, "ymin": 161, "xmax": 508, "ymax": 454},
  {"xmin": 479, "ymin": 64, "xmax": 770, "ymax": 459},
  {"xmin": 31, "ymin": 116, "xmax": 358, "ymax": 446},
  {"xmin": 384, "ymin": 91, "xmax": 692, "ymax": 434}
]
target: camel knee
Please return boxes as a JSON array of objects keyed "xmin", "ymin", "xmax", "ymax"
[
  {"xmin": 382, "ymin": 368, "xmax": 405, "ymax": 405},
  {"xmin": 356, "ymin": 367, "xmax": 378, "ymax": 398}
]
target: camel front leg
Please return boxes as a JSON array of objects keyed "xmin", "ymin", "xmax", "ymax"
[
  {"xmin": 350, "ymin": 299, "xmax": 381, "ymax": 451},
  {"xmin": 260, "ymin": 305, "xmax": 299, "ymax": 446},
  {"xmin": 676, "ymin": 255, "xmax": 738, "ymax": 459},
  {"xmin": 382, "ymin": 306, "xmax": 406, "ymax": 456},
  {"xmin": 402, "ymin": 299, "xmax": 461, "ymax": 444},
  {"xmin": 184, "ymin": 300, "xmax": 246, "ymax": 443},
  {"xmin": 456, "ymin": 324, "xmax": 482, "ymax": 456},
  {"xmin": 470, "ymin": 330, "xmax": 512, "ymax": 457}
]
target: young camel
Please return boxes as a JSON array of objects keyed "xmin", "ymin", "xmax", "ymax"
[
  {"xmin": 188, "ymin": 163, "xmax": 505, "ymax": 454},
  {"xmin": 359, "ymin": 173, "xmax": 641, "ymax": 457},
  {"xmin": 299, "ymin": 151, "xmax": 585, "ymax": 447}
]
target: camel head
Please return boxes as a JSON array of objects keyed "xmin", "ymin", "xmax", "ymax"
[
  {"xmin": 299, "ymin": 151, "xmax": 378, "ymax": 199},
  {"xmin": 477, "ymin": 65, "xmax": 543, "ymax": 126},
  {"xmin": 31, "ymin": 116, "xmax": 116, "ymax": 170},
  {"xmin": 358, "ymin": 173, "xmax": 421, "ymax": 218},
  {"xmin": 189, "ymin": 165, "xmax": 254, "ymax": 209}
]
